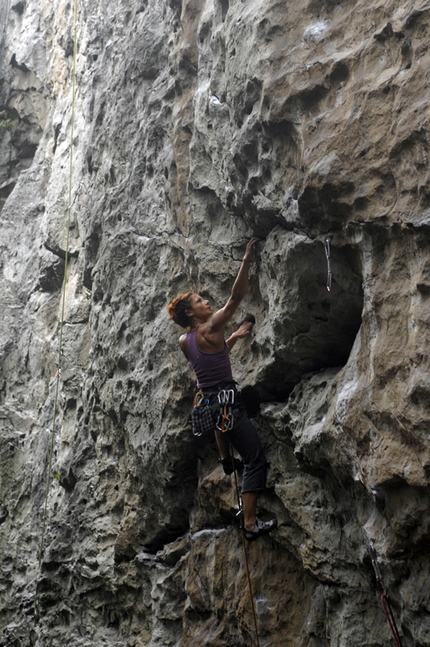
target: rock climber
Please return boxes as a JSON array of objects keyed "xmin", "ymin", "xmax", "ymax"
[{"xmin": 167, "ymin": 239, "xmax": 278, "ymax": 542}]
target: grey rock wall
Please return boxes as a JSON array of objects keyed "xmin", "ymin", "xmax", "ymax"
[{"xmin": 1, "ymin": 0, "xmax": 430, "ymax": 645}]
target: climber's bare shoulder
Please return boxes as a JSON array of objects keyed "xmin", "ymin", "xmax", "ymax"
[{"xmin": 179, "ymin": 334, "xmax": 188, "ymax": 359}]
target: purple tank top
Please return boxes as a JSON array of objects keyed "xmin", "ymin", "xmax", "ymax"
[{"xmin": 186, "ymin": 329, "xmax": 233, "ymax": 388}]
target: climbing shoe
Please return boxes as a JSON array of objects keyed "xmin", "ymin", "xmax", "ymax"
[
  {"xmin": 219, "ymin": 456, "xmax": 244, "ymax": 475},
  {"xmin": 243, "ymin": 518, "xmax": 278, "ymax": 543}
]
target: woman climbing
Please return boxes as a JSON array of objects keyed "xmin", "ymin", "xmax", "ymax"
[{"xmin": 167, "ymin": 239, "xmax": 277, "ymax": 542}]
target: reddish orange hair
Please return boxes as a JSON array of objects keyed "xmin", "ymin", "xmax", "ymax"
[{"xmin": 167, "ymin": 292, "xmax": 193, "ymax": 328}]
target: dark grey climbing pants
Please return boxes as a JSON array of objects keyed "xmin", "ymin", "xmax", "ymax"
[{"xmin": 206, "ymin": 383, "xmax": 268, "ymax": 493}]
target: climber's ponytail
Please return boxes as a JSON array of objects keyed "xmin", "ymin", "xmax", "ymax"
[{"xmin": 167, "ymin": 292, "xmax": 193, "ymax": 328}]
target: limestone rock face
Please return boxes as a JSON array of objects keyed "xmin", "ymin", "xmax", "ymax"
[{"xmin": 1, "ymin": 0, "xmax": 430, "ymax": 645}]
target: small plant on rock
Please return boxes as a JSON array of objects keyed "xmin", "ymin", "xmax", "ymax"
[{"xmin": 0, "ymin": 110, "xmax": 17, "ymax": 131}]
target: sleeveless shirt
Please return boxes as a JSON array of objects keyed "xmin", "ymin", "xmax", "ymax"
[{"xmin": 186, "ymin": 329, "xmax": 233, "ymax": 388}]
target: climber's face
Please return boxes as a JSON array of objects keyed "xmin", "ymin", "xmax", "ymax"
[{"xmin": 186, "ymin": 293, "xmax": 213, "ymax": 323}]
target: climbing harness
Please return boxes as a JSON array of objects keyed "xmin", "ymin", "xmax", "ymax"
[
  {"xmin": 216, "ymin": 388, "xmax": 235, "ymax": 432},
  {"xmin": 324, "ymin": 235, "xmax": 332, "ymax": 291},
  {"xmin": 367, "ymin": 540, "xmax": 404, "ymax": 647},
  {"xmin": 190, "ymin": 391, "xmax": 214, "ymax": 437},
  {"xmin": 190, "ymin": 386, "xmax": 235, "ymax": 436},
  {"xmin": 38, "ymin": 0, "xmax": 80, "ymax": 566}
]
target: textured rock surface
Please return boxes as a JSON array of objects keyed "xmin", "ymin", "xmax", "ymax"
[{"xmin": 1, "ymin": 0, "xmax": 430, "ymax": 645}]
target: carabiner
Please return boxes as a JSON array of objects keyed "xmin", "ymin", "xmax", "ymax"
[
  {"xmin": 223, "ymin": 413, "xmax": 234, "ymax": 431},
  {"xmin": 218, "ymin": 388, "xmax": 235, "ymax": 405},
  {"xmin": 218, "ymin": 390, "xmax": 226, "ymax": 405},
  {"xmin": 216, "ymin": 412, "xmax": 234, "ymax": 432},
  {"xmin": 226, "ymin": 389, "xmax": 235, "ymax": 405}
]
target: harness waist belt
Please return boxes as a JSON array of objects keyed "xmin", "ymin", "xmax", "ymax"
[{"xmin": 198, "ymin": 381, "xmax": 237, "ymax": 398}]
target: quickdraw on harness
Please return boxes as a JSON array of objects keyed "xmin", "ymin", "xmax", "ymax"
[
  {"xmin": 367, "ymin": 540, "xmax": 403, "ymax": 647},
  {"xmin": 324, "ymin": 235, "xmax": 332, "ymax": 292},
  {"xmin": 216, "ymin": 388, "xmax": 235, "ymax": 432}
]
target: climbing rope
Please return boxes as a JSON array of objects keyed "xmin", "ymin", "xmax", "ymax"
[
  {"xmin": 367, "ymin": 540, "xmax": 404, "ymax": 647},
  {"xmin": 230, "ymin": 444, "xmax": 261, "ymax": 647},
  {"xmin": 38, "ymin": 0, "xmax": 80, "ymax": 566}
]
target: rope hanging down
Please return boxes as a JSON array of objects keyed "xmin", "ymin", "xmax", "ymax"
[
  {"xmin": 38, "ymin": 0, "xmax": 80, "ymax": 566},
  {"xmin": 367, "ymin": 540, "xmax": 404, "ymax": 647},
  {"xmin": 230, "ymin": 445, "xmax": 261, "ymax": 647}
]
